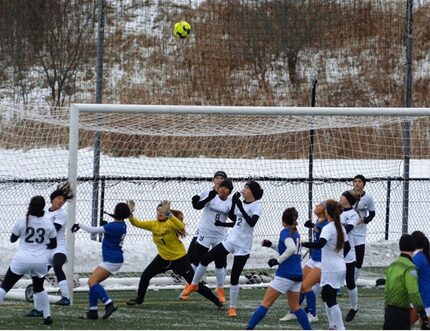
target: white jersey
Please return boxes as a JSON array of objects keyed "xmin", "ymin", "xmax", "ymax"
[
  {"xmin": 193, "ymin": 189, "xmax": 212, "ymax": 236},
  {"xmin": 225, "ymin": 200, "xmax": 262, "ymax": 251},
  {"xmin": 340, "ymin": 208, "xmax": 360, "ymax": 263},
  {"xmin": 11, "ymin": 215, "xmax": 57, "ymax": 264},
  {"xmin": 353, "ymin": 192, "xmax": 376, "ymax": 240},
  {"xmin": 320, "ymin": 221, "xmax": 347, "ymax": 273},
  {"xmin": 44, "ymin": 206, "xmax": 68, "ymax": 254},
  {"xmin": 198, "ymin": 195, "xmax": 232, "ymax": 239}
]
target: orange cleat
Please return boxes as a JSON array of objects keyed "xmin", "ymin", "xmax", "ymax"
[
  {"xmin": 182, "ymin": 283, "xmax": 199, "ymax": 297},
  {"xmin": 216, "ymin": 287, "xmax": 226, "ymax": 304},
  {"xmin": 178, "ymin": 284, "xmax": 190, "ymax": 301},
  {"xmin": 229, "ymin": 307, "xmax": 237, "ymax": 318}
]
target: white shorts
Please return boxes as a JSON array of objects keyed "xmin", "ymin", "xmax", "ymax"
[
  {"xmin": 354, "ymin": 236, "xmax": 366, "ymax": 246},
  {"xmin": 305, "ymin": 258, "xmax": 322, "ymax": 269},
  {"xmin": 196, "ymin": 234, "xmax": 224, "ymax": 249},
  {"xmin": 269, "ymin": 276, "xmax": 301, "ymax": 294},
  {"xmin": 222, "ymin": 240, "xmax": 251, "ymax": 256},
  {"xmin": 48, "ymin": 249, "xmax": 68, "ymax": 266},
  {"xmin": 99, "ymin": 261, "xmax": 122, "ymax": 274},
  {"xmin": 320, "ymin": 270, "xmax": 346, "ymax": 289},
  {"xmin": 10, "ymin": 259, "xmax": 49, "ymax": 278}
]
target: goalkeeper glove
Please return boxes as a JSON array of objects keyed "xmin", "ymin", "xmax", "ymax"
[
  {"xmin": 159, "ymin": 200, "xmax": 171, "ymax": 217},
  {"xmin": 126, "ymin": 199, "xmax": 135, "ymax": 214},
  {"xmin": 192, "ymin": 195, "xmax": 200, "ymax": 203}
]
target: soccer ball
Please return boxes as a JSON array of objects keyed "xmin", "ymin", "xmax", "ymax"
[{"xmin": 173, "ymin": 21, "xmax": 191, "ymax": 39}]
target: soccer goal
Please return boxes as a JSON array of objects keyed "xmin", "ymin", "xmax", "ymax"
[{"xmin": 1, "ymin": 103, "xmax": 430, "ymax": 301}]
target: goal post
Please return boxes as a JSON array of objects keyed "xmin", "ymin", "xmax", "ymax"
[
  {"xmin": 2, "ymin": 103, "xmax": 430, "ymax": 301},
  {"xmin": 64, "ymin": 103, "xmax": 430, "ymax": 301}
]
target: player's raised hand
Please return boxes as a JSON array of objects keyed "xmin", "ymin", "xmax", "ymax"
[
  {"xmin": 126, "ymin": 200, "xmax": 135, "ymax": 214},
  {"xmin": 159, "ymin": 200, "xmax": 171, "ymax": 217}
]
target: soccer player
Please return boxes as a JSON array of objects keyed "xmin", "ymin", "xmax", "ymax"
[
  {"xmin": 70, "ymin": 202, "xmax": 130, "ymax": 320},
  {"xmin": 0, "ymin": 196, "xmax": 57, "ymax": 325},
  {"xmin": 339, "ymin": 190, "xmax": 361, "ymax": 322},
  {"xmin": 182, "ymin": 180, "xmax": 263, "ymax": 318},
  {"xmin": 352, "ymin": 174, "xmax": 376, "ymax": 282},
  {"xmin": 181, "ymin": 179, "xmax": 234, "ymax": 303},
  {"xmin": 187, "ymin": 170, "xmax": 228, "ymax": 269},
  {"xmin": 24, "ymin": 182, "xmax": 74, "ymax": 317},
  {"xmin": 247, "ymin": 207, "xmax": 311, "ymax": 330},
  {"xmin": 302, "ymin": 199, "xmax": 350, "ymax": 330},
  {"xmin": 383, "ymin": 234, "xmax": 430, "ymax": 330},
  {"xmin": 410, "ymin": 231, "xmax": 430, "ymax": 328},
  {"xmin": 279, "ymin": 201, "xmax": 328, "ymax": 323},
  {"xmin": 125, "ymin": 200, "xmax": 223, "ymax": 309}
]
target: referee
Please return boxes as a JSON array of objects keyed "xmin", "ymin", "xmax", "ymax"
[{"xmin": 383, "ymin": 234, "xmax": 430, "ymax": 330}]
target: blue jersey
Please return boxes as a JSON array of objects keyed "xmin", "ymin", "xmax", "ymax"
[
  {"xmin": 275, "ymin": 227, "xmax": 302, "ymax": 281},
  {"xmin": 310, "ymin": 220, "xmax": 329, "ymax": 262},
  {"xmin": 413, "ymin": 251, "xmax": 430, "ymax": 308},
  {"xmin": 102, "ymin": 221, "xmax": 127, "ymax": 263}
]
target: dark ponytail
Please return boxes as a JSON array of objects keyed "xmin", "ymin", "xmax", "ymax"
[
  {"xmin": 326, "ymin": 199, "xmax": 344, "ymax": 252},
  {"xmin": 412, "ymin": 231, "xmax": 430, "ymax": 264},
  {"xmin": 282, "ymin": 207, "xmax": 298, "ymax": 235}
]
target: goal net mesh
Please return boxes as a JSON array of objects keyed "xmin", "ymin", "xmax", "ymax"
[{"xmin": 1, "ymin": 103, "xmax": 429, "ymax": 289}]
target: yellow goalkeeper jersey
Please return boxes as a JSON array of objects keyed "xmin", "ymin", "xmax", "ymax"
[{"xmin": 129, "ymin": 214, "xmax": 187, "ymax": 261}]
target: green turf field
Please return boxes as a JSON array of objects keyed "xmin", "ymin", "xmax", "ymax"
[{"xmin": 0, "ymin": 286, "xmax": 408, "ymax": 330}]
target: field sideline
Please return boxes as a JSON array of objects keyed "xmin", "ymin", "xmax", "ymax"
[{"xmin": 0, "ymin": 286, "xmax": 413, "ymax": 330}]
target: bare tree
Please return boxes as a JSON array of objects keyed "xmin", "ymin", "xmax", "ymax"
[{"xmin": 0, "ymin": 0, "xmax": 97, "ymax": 107}]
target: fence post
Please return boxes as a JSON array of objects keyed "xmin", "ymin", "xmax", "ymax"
[{"xmin": 385, "ymin": 178, "xmax": 392, "ymax": 240}]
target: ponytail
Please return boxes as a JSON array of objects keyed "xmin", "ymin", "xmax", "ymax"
[
  {"xmin": 326, "ymin": 199, "xmax": 344, "ymax": 252},
  {"xmin": 282, "ymin": 207, "xmax": 298, "ymax": 235},
  {"xmin": 412, "ymin": 231, "xmax": 430, "ymax": 264}
]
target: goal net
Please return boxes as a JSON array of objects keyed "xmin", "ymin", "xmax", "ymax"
[{"xmin": 1, "ymin": 103, "xmax": 430, "ymax": 294}]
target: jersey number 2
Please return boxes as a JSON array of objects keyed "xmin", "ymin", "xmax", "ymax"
[{"xmin": 25, "ymin": 227, "xmax": 46, "ymax": 243}]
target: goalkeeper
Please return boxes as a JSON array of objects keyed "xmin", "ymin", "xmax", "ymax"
[
  {"xmin": 383, "ymin": 234, "xmax": 430, "ymax": 330},
  {"xmin": 125, "ymin": 200, "xmax": 223, "ymax": 309}
]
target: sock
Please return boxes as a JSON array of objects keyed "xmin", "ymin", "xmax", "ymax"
[
  {"xmin": 348, "ymin": 287, "xmax": 358, "ymax": 310},
  {"xmin": 304, "ymin": 290, "xmax": 317, "ymax": 316},
  {"xmin": 90, "ymin": 283, "xmax": 110, "ymax": 304},
  {"xmin": 247, "ymin": 305, "xmax": 268, "ymax": 329},
  {"xmin": 329, "ymin": 304, "xmax": 345, "ymax": 330},
  {"xmin": 229, "ymin": 285, "xmax": 240, "ymax": 308},
  {"xmin": 191, "ymin": 264, "xmax": 197, "ymax": 271},
  {"xmin": 299, "ymin": 292, "xmax": 305, "ymax": 305},
  {"xmin": 58, "ymin": 279, "xmax": 70, "ymax": 299},
  {"xmin": 89, "ymin": 286, "xmax": 99, "ymax": 307},
  {"xmin": 354, "ymin": 267, "xmax": 361, "ymax": 282},
  {"xmin": 294, "ymin": 308, "xmax": 312, "ymax": 330},
  {"xmin": 35, "ymin": 290, "xmax": 50, "ymax": 319},
  {"xmin": 324, "ymin": 303, "xmax": 334, "ymax": 329},
  {"xmin": 192, "ymin": 264, "xmax": 207, "ymax": 285},
  {"xmin": 0, "ymin": 288, "xmax": 6, "ymax": 303},
  {"xmin": 33, "ymin": 291, "xmax": 41, "ymax": 311},
  {"xmin": 312, "ymin": 283, "xmax": 321, "ymax": 298},
  {"xmin": 215, "ymin": 268, "xmax": 226, "ymax": 288}
]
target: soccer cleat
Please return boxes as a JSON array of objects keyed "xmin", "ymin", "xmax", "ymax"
[
  {"xmin": 23, "ymin": 309, "xmax": 43, "ymax": 317},
  {"xmin": 215, "ymin": 300, "xmax": 224, "ymax": 310},
  {"xmin": 42, "ymin": 316, "xmax": 53, "ymax": 325},
  {"xmin": 279, "ymin": 312, "xmax": 297, "ymax": 321},
  {"xmin": 126, "ymin": 297, "xmax": 143, "ymax": 305},
  {"xmin": 79, "ymin": 310, "xmax": 99, "ymax": 320},
  {"xmin": 307, "ymin": 313, "xmax": 319, "ymax": 323},
  {"xmin": 228, "ymin": 307, "xmax": 237, "ymax": 318},
  {"xmin": 102, "ymin": 302, "xmax": 117, "ymax": 319},
  {"xmin": 216, "ymin": 287, "xmax": 226, "ymax": 304},
  {"xmin": 182, "ymin": 284, "xmax": 198, "ymax": 297},
  {"xmin": 178, "ymin": 284, "xmax": 190, "ymax": 301},
  {"xmin": 345, "ymin": 308, "xmax": 358, "ymax": 322},
  {"xmin": 55, "ymin": 296, "xmax": 71, "ymax": 306}
]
